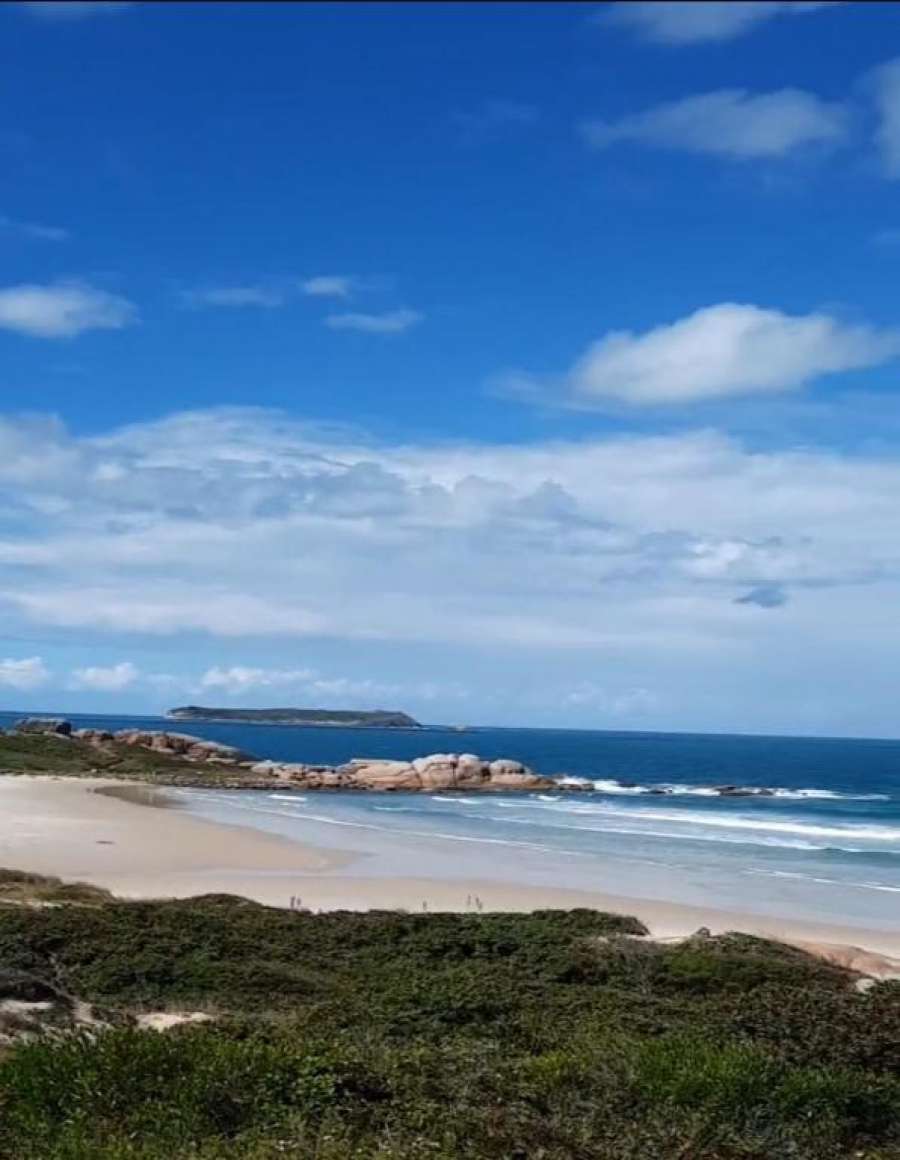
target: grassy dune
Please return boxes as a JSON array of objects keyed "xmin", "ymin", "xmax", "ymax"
[
  {"xmin": 0, "ymin": 890, "xmax": 896, "ymax": 1158},
  {"xmin": 0, "ymin": 732, "xmax": 255, "ymax": 787}
]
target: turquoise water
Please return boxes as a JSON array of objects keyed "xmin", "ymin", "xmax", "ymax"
[{"xmin": 4, "ymin": 713, "xmax": 899, "ymax": 928}]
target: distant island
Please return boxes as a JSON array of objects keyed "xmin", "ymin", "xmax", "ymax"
[{"xmin": 165, "ymin": 705, "xmax": 422, "ymax": 728}]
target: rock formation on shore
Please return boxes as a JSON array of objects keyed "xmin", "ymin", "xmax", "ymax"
[
  {"xmin": 246, "ymin": 752, "xmax": 552, "ymax": 791},
  {"xmin": 14, "ymin": 717, "xmax": 72, "ymax": 737},
  {"xmin": 10, "ymin": 720, "xmax": 550, "ymax": 792},
  {"xmin": 10, "ymin": 721, "xmax": 793, "ymax": 798},
  {"xmin": 82, "ymin": 728, "xmax": 255, "ymax": 765}
]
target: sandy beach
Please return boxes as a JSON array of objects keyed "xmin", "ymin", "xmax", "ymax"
[{"xmin": 0, "ymin": 775, "xmax": 898, "ymax": 971}]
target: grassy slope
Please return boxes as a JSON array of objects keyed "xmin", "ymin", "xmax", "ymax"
[
  {"xmin": 0, "ymin": 732, "xmax": 261, "ymax": 787},
  {"xmin": 0, "ymin": 742, "xmax": 898, "ymax": 1156},
  {"xmin": 0, "ymin": 893, "xmax": 896, "ymax": 1158}
]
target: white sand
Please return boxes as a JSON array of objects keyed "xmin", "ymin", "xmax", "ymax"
[
  {"xmin": 0, "ymin": 775, "xmax": 347, "ymax": 892},
  {"xmin": 1, "ymin": 775, "xmax": 899, "ymax": 968}
]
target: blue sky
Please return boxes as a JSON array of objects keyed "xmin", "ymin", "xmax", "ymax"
[{"xmin": 3, "ymin": 1, "xmax": 900, "ymax": 735}]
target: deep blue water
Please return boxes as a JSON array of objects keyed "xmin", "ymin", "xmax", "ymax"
[
  {"xmin": 3, "ymin": 711, "xmax": 898, "ymax": 795},
  {"xmin": 3, "ymin": 712, "xmax": 899, "ymax": 927}
]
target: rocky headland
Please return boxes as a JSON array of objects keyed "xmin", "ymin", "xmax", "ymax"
[
  {"xmin": 6, "ymin": 719, "xmax": 798, "ymax": 797},
  {"xmin": 243, "ymin": 753, "xmax": 551, "ymax": 791},
  {"xmin": 166, "ymin": 706, "xmax": 422, "ymax": 728},
  {"xmin": 9, "ymin": 719, "xmax": 550, "ymax": 792}
]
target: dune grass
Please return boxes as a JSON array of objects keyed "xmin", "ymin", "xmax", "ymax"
[
  {"xmin": 0, "ymin": 732, "xmax": 259, "ymax": 787},
  {"xmin": 0, "ymin": 867, "xmax": 112, "ymax": 907},
  {"xmin": 0, "ymin": 896, "xmax": 896, "ymax": 1157}
]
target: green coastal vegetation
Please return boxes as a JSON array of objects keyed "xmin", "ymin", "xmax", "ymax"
[
  {"xmin": 167, "ymin": 706, "xmax": 422, "ymax": 728},
  {"xmin": 0, "ymin": 731, "xmax": 246, "ymax": 787},
  {"xmin": 0, "ymin": 879, "xmax": 896, "ymax": 1159},
  {"xmin": 0, "ymin": 730, "xmax": 898, "ymax": 1157}
]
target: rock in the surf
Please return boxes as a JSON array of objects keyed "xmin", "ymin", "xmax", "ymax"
[
  {"xmin": 14, "ymin": 717, "xmax": 72, "ymax": 737},
  {"xmin": 258, "ymin": 752, "xmax": 551, "ymax": 791}
]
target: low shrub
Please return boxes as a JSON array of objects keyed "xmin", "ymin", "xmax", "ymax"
[{"xmin": 0, "ymin": 900, "xmax": 895, "ymax": 1158}]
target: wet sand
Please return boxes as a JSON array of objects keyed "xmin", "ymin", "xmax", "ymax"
[
  {"xmin": 0, "ymin": 775, "xmax": 348, "ymax": 892},
  {"xmin": 1, "ymin": 775, "xmax": 898, "ymax": 972}
]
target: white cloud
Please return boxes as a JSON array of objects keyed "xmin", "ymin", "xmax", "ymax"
[
  {"xmin": 606, "ymin": 2, "xmax": 840, "ymax": 45},
  {"xmin": 563, "ymin": 683, "xmax": 658, "ymax": 716},
  {"xmin": 197, "ymin": 664, "xmax": 407, "ymax": 705},
  {"xmin": 301, "ymin": 275, "xmax": 356, "ymax": 299},
  {"xmin": 0, "ymin": 214, "xmax": 68, "ymax": 241},
  {"xmin": 544, "ymin": 303, "xmax": 899, "ymax": 406},
  {"xmin": 582, "ymin": 88, "xmax": 849, "ymax": 160},
  {"xmin": 19, "ymin": 2, "xmax": 133, "ymax": 19},
  {"xmin": 325, "ymin": 309, "xmax": 422, "ymax": 334},
  {"xmin": 0, "ymin": 281, "xmax": 135, "ymax": 338},
  {"xmin": 0, "ymin": 404, "xmax": 891, "ymax": 637},
  {"xmin": 305, "ymin": 676, "xmax": 402, "ymax": 701},
  {"xmin": 4, "ymin": 405, "xmax": 900, "ymax": 731},
  {"xmin": 199, "ymin": 665, "xmax": 316, "ymax": 695},
  {"xmin": 179, "ymin": 286, "xmax": 284, "ymax": 309},
  {"xmin": 870, "ymin": 57, "xmax": 900, "ymax": 178},
  {"xmin": 0, "ymin": 656, "xmax": 49, "ymax": 690},
  {"xmin": 70, "ymin": 661, "xmax": 139, "ymax": 692},
  {"xmin": 11, "ymin": 589, "xmax": 328, "ymax": 638}
]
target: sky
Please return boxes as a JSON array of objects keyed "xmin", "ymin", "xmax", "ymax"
[{"xmin": 3, "ymin": 1, "xmax": 900, "ymax": 736}]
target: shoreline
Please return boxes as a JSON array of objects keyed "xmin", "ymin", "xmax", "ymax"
[
  {"xmin": 0, "ymin": 775, "xmax": 898, "ymax": 970},
  {"xmin": 0, "ymin": 775, "xmax": 352, "ymax": 883}
]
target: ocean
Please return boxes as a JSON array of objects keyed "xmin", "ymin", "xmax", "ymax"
[{"xmin": 4, "ymin": 712, "xmax": 899, "ymax": 930}]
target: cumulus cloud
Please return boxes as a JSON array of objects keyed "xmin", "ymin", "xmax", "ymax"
[
  {"xmin": 0, "ymin": 281, "xmax": 135, "ymax": 338},
  {"xmin": 70, "ymin": 661, "xmax": 139, "ymax": 691},
  {"xmin": 325, "ymin": 309, "xmax": 422, "ymax": 335},
  {"xmin": 0, "ymin": 214, "xmax": 68, "ymax": 241},
  {"xmin": 301, "ymin": 275, "xmax": 356, "ymax": 299},
  {"xmin": 605, "ymin": 2, "xmax": 840, "ymax": 45},
  {"xmin": 0, "ymin": 404, "xmax": 890, "ymax": 633},
  {"xmin": 582, "ymin": 88, "xmax": 849, "ymax": 160},
  {"xmin": 11, "ymin": 588, "xmax": 328, "ymax": 638},
  {"xmin": 563, "ymin": 684, "xmax": 658, "ymax": 715},
  {"xmin": 545, "ymin": 303, "xmax": 899, "ymax": 406},
  {"xmin": 181, "ymin": 279, "xmax": 370, "ymax": 309},
  {"xmin": 199, "ymin": 665, "xmax": 316, "ymax": 695},
  {"xmin": 179, "ymin": 285, "xmax": 283, "ymax": 309},
  {"xmin": 0, "ymin": 656, "xmax": 49, "ymax": 690},
  {"xmin": 197, "ymin": 664, "xmax": 409, "ymax": 705},
  {"xmin": 2, "ymin": 405, "xmax": 900, "ymax": 731}
]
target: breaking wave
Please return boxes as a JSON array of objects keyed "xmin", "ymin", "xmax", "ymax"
[{"xmin": 554, "ymin": 776, "xmax": 889, "ymax": 802}]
